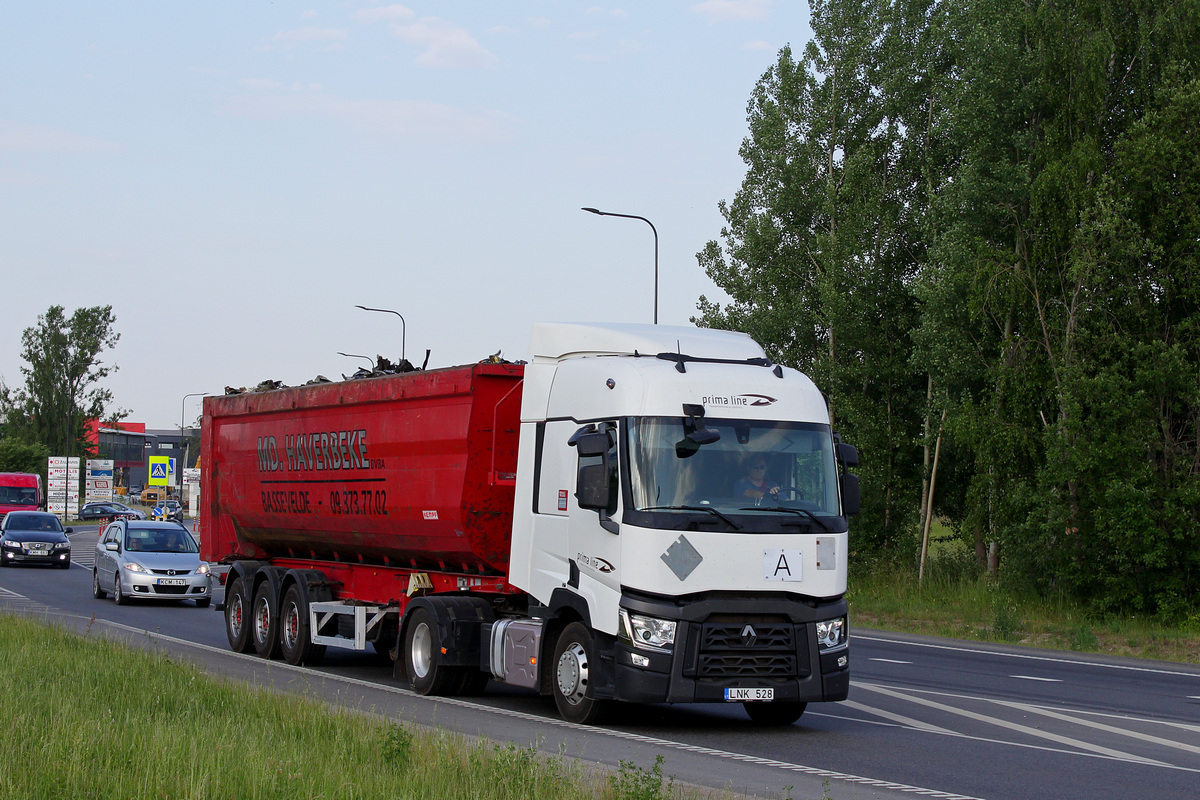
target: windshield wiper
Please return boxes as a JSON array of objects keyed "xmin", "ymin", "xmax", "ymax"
[
  {"xmin": 642, "ymin": 505, "xmax": 742, "ymax": 530},
  {"xmin": 737, "ymin": 506, "xmax": 830, "ymax": 531}
]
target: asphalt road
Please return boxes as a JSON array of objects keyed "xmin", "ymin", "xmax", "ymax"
[{"xmin": 2, "ymin": 525, "xmax": 1198, "ymax": 800}]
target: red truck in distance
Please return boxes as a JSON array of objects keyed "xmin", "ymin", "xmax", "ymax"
[
  {"xmin": 0, "ymin": 473, "xmax": 44, "ymax": 523},
  {"xmin": 200, "ymin": 323, "xmax": 858, "ymax": 725}
]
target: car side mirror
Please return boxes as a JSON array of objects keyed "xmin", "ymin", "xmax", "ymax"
[
  {"xmin": 106, "ymin": 541, "xmax": 119, "ymax": 552},
  {"xmin": 64, "ymin": 527, "xmax": 73, "ymax": 534}
]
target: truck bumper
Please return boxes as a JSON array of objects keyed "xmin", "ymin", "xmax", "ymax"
[{"xmin": 610, "ymin": 592, "xmax": 849, "ymax": 705}]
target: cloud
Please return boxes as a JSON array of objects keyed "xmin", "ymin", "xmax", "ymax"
[
  {"xmin": 240, "ymin": 78, "xmax": 281, "ymax": 91},
  {"xmin": 271, "ymin": 26, "xmax": 348, "ymax": 43},
  {"xmin": 227, "ymin": 91, "xmax": 514, "ymax": 144},
  {"xmin": 690, "ymin": 0, "xmax": 771, "ymax": 23},
  {"xmin": 0, "ymin": 119, "xmax": 121, "ymax": 153},
  {"xmin": 390, "ymin": 20, "xmax": 496, "ymax": 68},
  {"xmin": 352, "ymin": 4, "xmax": 415, "ymax": 24},
  {"xmin": 355, "ymin": 8, "xmax": 494, "ymax": 69}
]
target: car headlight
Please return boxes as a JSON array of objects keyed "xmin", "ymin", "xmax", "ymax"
[
  {"xmin": 619, "ymin": 609, "xmax": 677, "ymax": 652},
  {"xmin": 53, "ymin": 542, "xmax": 71, "ymax": 550},
  {"xmin": 196, "ymin": 564, "xmax": 210, "ymax": 575},
  {"xmin": 1, "ymin": 540, "xmax": 20, "ymax": 550},
  {"xmin": 122, "ymin": 561, "xmax": 149, "ymax": 574},
  {"xmin": 816, "ymin": 617, "xmax": 847, "ymax": 651}
]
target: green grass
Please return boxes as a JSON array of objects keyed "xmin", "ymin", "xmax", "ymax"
[
  {"xmin": 848, "ymin": 535, "xmax": 1200, "ymax": 664},
  {"xmin": 0, "ymin": 614, "xmax": 753, "ymax": 800}
]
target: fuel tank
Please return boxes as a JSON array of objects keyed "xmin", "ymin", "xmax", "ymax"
[{"xmin": 199, "ymin": 363, "xmax": 524, "ymax": 575}]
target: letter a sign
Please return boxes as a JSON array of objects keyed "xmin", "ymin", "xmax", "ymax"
[
  {"xmin": 148, "ymin": 456, "xmax": 170, "ymax": 486},
  {"xmin": 763, "ymin": 549, "xmax": 803, "ymax": 582}
]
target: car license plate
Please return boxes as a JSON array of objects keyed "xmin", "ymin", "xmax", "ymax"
[
  {"xmin": 725, "ymin": 687, "xmax": 774, "ymax": 702},
  {"xmin": 157, "ymin": 578, "xmax": 186, "ymax": 586}
]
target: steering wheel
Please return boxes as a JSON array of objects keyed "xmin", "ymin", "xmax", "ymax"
[{"xmin": 769, "ymin": 486, "xmax": 806, "ymax": 502}]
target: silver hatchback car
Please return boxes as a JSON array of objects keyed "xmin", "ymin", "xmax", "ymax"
[{"xmin": 92, "ymin": 520, "xmax": 211, "ymax": 607}]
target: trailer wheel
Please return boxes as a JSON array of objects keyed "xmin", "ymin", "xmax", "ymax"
[
  {"xmin": 251, "ymin": 581, "xmax": 282, "ymax": 659},
  {"xmin": 743, "ymin": 701, "xmax": 806, "ymax": 726},
  {"xmin": 224, "ymin": 577, "xmax": 254, "ymax": 653},
  {"xmin": 404, "ymin": 608, "xmax": 456, "ymax": 695},
  {"xmin": 552, "ymin": 622, "xmax": 609, "ymax": 724},
  {"xmin": 280, "ymin": 584, "xmax": 326, "ymax": 667}
]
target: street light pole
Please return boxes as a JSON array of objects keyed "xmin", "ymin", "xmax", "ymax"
[
  {"xmin": 355, "ymin": 305, "xmax": 406, "ymax": 362},
  {"xmin": 180, "ymin": 393, "xmax": 207, "ymax": 503},
  {"xmin": 582, "ymin": 207, "xmax": 659, "ymax": 324}
]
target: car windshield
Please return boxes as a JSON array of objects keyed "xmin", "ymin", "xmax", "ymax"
[
  {"xmin": 5, "ymin": 515, "xmax": 63, "ymax": 532},
  {"xmin": 0, "ymin": 487, "xmax": 38, "ymax": 506},
  {"xmin": 626, "ymin": 416, "xmax": 843, "ymax": 518},
  {"xmin": 125, "ymin": 529, "xmax": 197, "ymax": 553}
]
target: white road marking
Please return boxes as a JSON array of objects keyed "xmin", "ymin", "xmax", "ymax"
[
  {"xmin": 856, "ymin": 632, "xmax": 1200, "ymax": 679},
  {"xmin": 994, "ymin": 700, "xmax": 1200, "ymax": 757},
  {"xmin": 869, "ymin": 658, "xmax": 913, "ymax": 664},
  {"xmin": 854, "ymin": 682, "xmax": 1170, "ymax": 766},
  {"xmin": 840, "ymin": 699, "xmax": 958, "ymax": 734},
  {"xmin": 1010, "ymin": 675, "xmax": 1062, "ymax": 682}
]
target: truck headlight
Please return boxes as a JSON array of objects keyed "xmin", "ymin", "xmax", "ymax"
[
  {"xmin": 619, "ymin": 609, "xmax": 676, "ymax": 652},
  {"xmin": 816, "ymin": 617, "xmax": 847, "ymax": 651}
]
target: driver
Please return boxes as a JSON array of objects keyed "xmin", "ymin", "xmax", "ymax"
[{"xmin": 734, "ymin": 457, "xmax": 781, "ymax": 500}]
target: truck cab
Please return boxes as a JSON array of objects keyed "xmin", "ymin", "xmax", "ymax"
[{"xmin": 504, "ymin": 324, "xmax": 856, "ymax": 723}]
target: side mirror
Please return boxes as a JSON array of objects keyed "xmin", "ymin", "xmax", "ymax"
[
  {"xmin": 840, "ymin": 473, "xmax": 860, "ymax": 516},
  {"xmin": 577, "ymin": 463, "xmax": 611, "ymax": 510},
  {"xmin": 573, "ymin": 431, "xmax": 612, "ymax": 457},
  {"xmin": 837, "ymin": 442, "xmax": 859, "ymax": 469},
  {"xmin": 64, "ymin": 527, "xmax": 73, "ymax": 534},
  {"xmin": 105, "ymin": 541, "xmax": 119, "ymax": 552}
]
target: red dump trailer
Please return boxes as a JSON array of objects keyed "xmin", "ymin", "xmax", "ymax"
[{"xmin": 201, "ymin": 362, "xmax": 525, "ymax": 663}]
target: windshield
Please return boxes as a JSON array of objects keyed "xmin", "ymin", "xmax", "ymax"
[
  {"xmin": 4, "ymin": 514, "xmax": 62, "ymax": 532},
  {"xmin": 0, "ymin": 486, "xmax": 38, "ymax": 506},
  {"xmin": 125, "ymin": 528, "xmax": 198, "ymax": 553},
  {"xmin": 627, "ymin": 416, "xmax": 843, "ymax": 521}
]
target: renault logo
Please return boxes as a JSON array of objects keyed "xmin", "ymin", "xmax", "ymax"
[{"xmin": 741, "ymin": 624, "xmax": 757, "ymax": 647}]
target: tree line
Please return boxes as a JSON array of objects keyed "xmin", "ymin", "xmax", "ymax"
[
  {"xmin": 696, "ymin": 0, "xmax": 1200, "ymax": 617},
  {"xmin": 0, "ymin": 305, "xmax": 123, "ymax": 475}
]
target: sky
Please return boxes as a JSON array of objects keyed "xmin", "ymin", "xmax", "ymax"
[{"xmin": 1, "ymin": 1, "xmax": 813, "ymax": 430}]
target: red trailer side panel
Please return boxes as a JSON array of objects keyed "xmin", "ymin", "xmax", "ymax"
[{"xmin": 200, "ymin": 363, "xmax": 523, "ymax": 576}]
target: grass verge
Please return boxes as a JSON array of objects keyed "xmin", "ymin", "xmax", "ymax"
[
  {"xmin": 848, "ymin": 546, "xmax": 1200, "ymax": 664},
  {"xmin": 0, "ymin": 613, "xmax": 749, "ymax": 800}
]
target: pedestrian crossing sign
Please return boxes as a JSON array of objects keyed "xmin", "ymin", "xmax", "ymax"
[{"xmin": 148, "ymin": 456, "xmax": 170, "ymax": 485}]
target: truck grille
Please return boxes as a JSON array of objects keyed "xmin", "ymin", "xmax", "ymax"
[{"xmin": 691, "ymin": 620, "xmax": 810, "ymax": 680}]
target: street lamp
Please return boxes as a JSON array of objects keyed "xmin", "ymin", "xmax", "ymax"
[
  {"xmin": 355, "ymin": 305, "xmax": 406, "ymax": 362},
  {"xmin": 337, "ymin": 352, "xmax": 375, "ymax": 368},
  {"xmin": 582, "ymin": 207, "xmax": 659, "ymax": 324},
  {"xmin": 179, "ymin": 393, "xmax": 207, "ymax": 504}
]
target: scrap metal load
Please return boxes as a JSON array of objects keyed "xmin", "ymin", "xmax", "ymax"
[{"xmin": 199, "ymin": 362, "xmax": 523, "ymax": 575}]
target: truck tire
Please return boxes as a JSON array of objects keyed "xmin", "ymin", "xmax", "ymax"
[
  {"xmin": 403, "ymin": 607, "xmax": 456, "ymax": 695},
  {"xmin": 279, "ymin": 584, "xmax": 326, "ymax": 667},
  {"xmin": 252, "ymin": 581, "xmax": 283, "ymax": 659},
  {"xmin": 552, "ymin": 622, "xmax": 609, "ymax": 724},
  {"xmin": 743, "ymin": 701, "xmax": 806, "ymax": 726},
  {"xmin": 224, "ymin": 577, "xmax": 254, "ymax": 653}
]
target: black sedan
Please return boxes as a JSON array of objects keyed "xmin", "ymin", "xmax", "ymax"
[
  {"xmin": 0, "ymin": 511, "xmax": 73, "ymax": 568},
  {"xmin": 79, "ymin": 501, "xmax": 146, "ymax": 521}
]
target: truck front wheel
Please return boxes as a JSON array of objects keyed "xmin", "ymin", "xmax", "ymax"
[
  {"xmin": 279, "ymin": 584, "xmax": 326, "ymax": 667},
  {"xmin": 404, "ymin": 608, "xmax": 457, "ymax": 695},
  {"xmin": 252, "ymin": 582, "xmax": 282, "ymax": 659},
  {"xmin": 552, "ymin": 622, "xmax": 609, "ymax": 724},
  {"xmin": 225, "ymin": 577, "xmax": 254, "ymax": 653}
]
